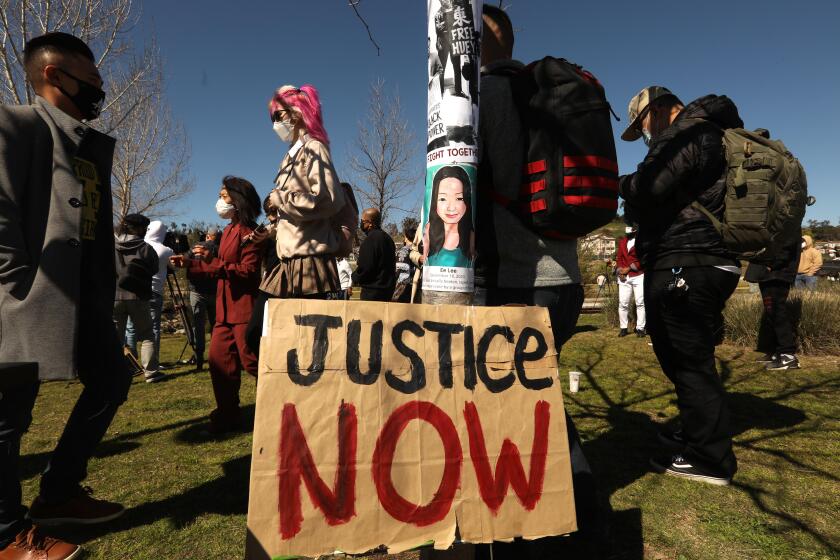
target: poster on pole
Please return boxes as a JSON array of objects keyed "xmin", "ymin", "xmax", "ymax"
[
  {"xmin": 245, "ymin": 300, "xmax": 577, "ymax": 559},
  {"xmin": 424, "ymin": 0, "xmax": 482, "ymax": 295}
]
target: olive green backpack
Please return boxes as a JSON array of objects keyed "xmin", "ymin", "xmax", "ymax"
[{"xmin": 692, "ymin": 126, "xmax": 807, "ymax": 262}]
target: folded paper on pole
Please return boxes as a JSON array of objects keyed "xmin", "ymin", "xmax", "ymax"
[{"xmin": 245, "ymin": 300, "xmax": 577, "ymax": 559}]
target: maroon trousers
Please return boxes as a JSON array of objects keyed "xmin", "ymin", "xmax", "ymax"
[{"xmin": 208, "ymin": 322, "xmax": 258, "ymax": 420}]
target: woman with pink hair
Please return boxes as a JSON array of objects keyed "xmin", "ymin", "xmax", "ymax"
[{"xmin": 251, "ymin": 85, "xmax": 347, "ymax": 334}]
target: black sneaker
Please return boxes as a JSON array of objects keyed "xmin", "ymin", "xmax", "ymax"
[
  {"xmin": 766, "ymin": 354, "xmax": 800, "ymax": 371},
  {"xmin": 635, "ymin": 328, "xmax": 646, "ymax": 338},
  {"xmin": 755, "ymin": 353, "xmax": 777, "ymax": 364},
  {"xmin": 649, "ymin": 454, "xmax": 731, "ymax": 486},
  {"xmin": 618, "ymin": 328, "xmax": 629, "ymax": 337},
  {"xmin": 657, "ymin": 429, "xmax": 685, "ymax": 450}
]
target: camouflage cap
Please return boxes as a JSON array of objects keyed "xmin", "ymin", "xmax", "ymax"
[{"xmin": 620, "ymin": 86, "xmax": 678, "ymax": 142}]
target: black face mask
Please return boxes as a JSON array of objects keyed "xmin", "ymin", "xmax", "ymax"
[{"xmin": 57, "ymin": 69, "xmax": 106, "ymax": 121}]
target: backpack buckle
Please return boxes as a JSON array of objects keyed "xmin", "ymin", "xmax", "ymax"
[{"xmin": 743, "ymin": 141, "xmax": 753, "ymax": 158}]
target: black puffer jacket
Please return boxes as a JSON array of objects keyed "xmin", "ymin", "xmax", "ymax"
[{"xmin": 620, "ymin": 95, "xmax": 744, "ymax": 269}]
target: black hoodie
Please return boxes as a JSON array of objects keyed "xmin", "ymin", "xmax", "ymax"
[
  {"xmin": 620, "ymin": 95, "xmax": 744, "ymax": 269},
  {"xmin": 114, "ymin": 234, "xmax": 159, "ymax": 300}
]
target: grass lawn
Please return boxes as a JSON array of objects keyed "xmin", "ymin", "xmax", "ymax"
[{"xmin": 19, "ymin": 313, "xmax": 839, "ymax": 559}]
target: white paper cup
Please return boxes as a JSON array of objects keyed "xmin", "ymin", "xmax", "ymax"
[{"xmin": 569, "ymin": 371, "xmax": 582, "ymax": 393}]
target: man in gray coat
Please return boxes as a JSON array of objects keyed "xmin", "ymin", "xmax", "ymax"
[{"xmin": 0, "ymin": 32, "xmax": 130, "ymax": 558}]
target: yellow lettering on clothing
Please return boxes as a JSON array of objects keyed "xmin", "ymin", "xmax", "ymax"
[{"xmin": 73, "ymin": 158, "xmax": 100, "ymax": 241}]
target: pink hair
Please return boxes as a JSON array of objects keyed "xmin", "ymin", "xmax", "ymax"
[{"xmin": 268, "ymin": 84, "xmax": 330, "ymax": 146}]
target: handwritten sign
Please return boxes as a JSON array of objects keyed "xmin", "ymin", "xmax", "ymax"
[{"xmin": 245, "ymin": 300, "xmax": 576, "ymax": 559}]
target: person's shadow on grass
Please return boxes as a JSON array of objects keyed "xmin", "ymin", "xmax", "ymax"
[
  {"xmin": 47, "ymin": 452, "xmax": 253, "ymax": 547},
  {"xmin": 563, "ymin": 342, "xmax": 809, "ymax": 560}
]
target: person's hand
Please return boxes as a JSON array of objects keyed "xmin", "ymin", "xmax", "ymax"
[
  {"xmin": 618, "ymin": 267, "xmax": 631, "ymax": 275},
  {"xmin": 419, "ymin": 255, "xmax": 425, "ymax": 265},
  {"xmin": 170, "ymin": 254, "xmax": 187, "ymax": 268},
  {"xmin": 250, "ymin": 228, "xmax": 272, "ymax": 244},
  {"xmin": 192, "ymin": 245, "xmax": 213, "ymax": 263}
]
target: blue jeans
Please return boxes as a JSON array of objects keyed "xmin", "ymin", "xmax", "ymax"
[
  {"xmin": 125, "ymin": 292, "xmax": 163, "ymax": 362},
  {"xmin": 150, "ymin": 292, "xmax": 163, "ymax": 366},
  {"xmin": 0, "ymin": 370, "xmax": 39, "ymax": 548},
  {"xmin": 795, "ymin": 274, "xmax": 817, "ymax": 290}
]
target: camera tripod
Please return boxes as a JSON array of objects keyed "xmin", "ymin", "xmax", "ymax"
[
  {"xmin": 166, "ymin": 271, "xmax": 199, "ymax": 365},
  {"xmin": 595, "ymin": 261, "xmax": 615, "ymax": 300}
]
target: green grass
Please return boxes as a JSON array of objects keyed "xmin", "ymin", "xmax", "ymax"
[{"xmin": 19, "ymin": 314, "xmax": 840, "ymax": 559}]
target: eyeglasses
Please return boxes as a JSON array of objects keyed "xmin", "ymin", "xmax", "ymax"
[{"xmin": 271, "ymin": 110, "xmax": 290, "ymax": 123}]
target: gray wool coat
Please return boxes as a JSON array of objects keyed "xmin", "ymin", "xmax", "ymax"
[{"xmin": 0, "ymin": 97, "xmax": 117, "ymax": 380}]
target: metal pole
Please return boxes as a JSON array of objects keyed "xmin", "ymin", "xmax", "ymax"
[{"xmin": 423, "ymin": 0, "xmax": 483, "ymax": 305}]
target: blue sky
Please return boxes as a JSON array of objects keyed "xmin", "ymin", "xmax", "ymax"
[{"xmin": 135, "ymin": 0, "xmax": 840, "ymax": 227}]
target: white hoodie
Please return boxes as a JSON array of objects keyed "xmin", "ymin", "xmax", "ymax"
[{"xmin": 145, "ymin": 220, "xmax": 174, "ymax": 296}]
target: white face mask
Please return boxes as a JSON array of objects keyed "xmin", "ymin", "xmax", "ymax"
[
  {"xmin": 215, "ymin": 198, "xmax": 236, "ymax": 220},
  {"xmin": 273, "ymin": 120, "xmax": 294, "ymax": 143}
]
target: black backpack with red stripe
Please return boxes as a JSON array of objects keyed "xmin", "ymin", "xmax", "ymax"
[{"xmin": 488, "ymin": 56, "xmax": 619, "ymax": 239}]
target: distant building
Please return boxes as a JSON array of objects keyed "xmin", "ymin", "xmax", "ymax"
[
  {"xmin": 816, "ymin": 241, "xmax": 839, "ymax": 260},
  {"xmin": 581, "ymin": 233, "xmax": 616, "ymax": 259}
]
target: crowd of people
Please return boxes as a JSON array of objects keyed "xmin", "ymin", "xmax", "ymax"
[{"xmin": 0, "ymin": 6, "xmax": 818, "ymax": 557}]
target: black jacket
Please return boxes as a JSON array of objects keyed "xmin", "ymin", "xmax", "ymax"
[
  {"xmin": 744, "ymin": 233, "xmax": 801, "ymax": 284},
  {"xmin": 114, "ymin": 234, "xmax": 158, "ymax": 300},
  {"xmin": 620, "ymin": 95, "xmax": 743, "ymax": 269},
  {"xmin": 352, "ymin": 228, "xmax": 397, "ymax": 294}
]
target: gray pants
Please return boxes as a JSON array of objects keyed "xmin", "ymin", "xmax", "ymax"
[
  {"xmin": 114, "ymin": 299, "xmax": 158, "ymax": 374},
  {"xmin": 189, "ymin": 291, "xmax": 215, "ymax": 360}
]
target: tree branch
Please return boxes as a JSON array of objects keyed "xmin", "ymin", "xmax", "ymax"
[{"xmin": 347, "ymin": 0, "xmax": 380, "ymax": 56}]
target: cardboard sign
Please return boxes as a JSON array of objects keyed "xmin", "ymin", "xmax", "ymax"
[{"xmin": 245, "ymin": 300, "xmax": 576, "ymax": 559}]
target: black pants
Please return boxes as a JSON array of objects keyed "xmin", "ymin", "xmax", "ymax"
[
  {"xmin": 40, "ymin": 310, "xmax": 132, "ymax": 502},
  {"xmin": 473, "ymin": 284, "xmax": 609, "ymax": 559},
  {"xmin": 360, "ymin": 287, "xmax": 393, "ymax": 302},
  {"xmin": 245, "ymin": 291, "xmax": 331, "ymax": 358},
  {"xmin": 0, "ymin": 312, "xmax": 131, "ymax": 547},
  {"xmin": 758, "ymin": 280, "xmax": 796, "ymax": 355},
  {"xmin": 0, "ymin": 371, "xmax": 39, "ymax": 548},
  {"xmin": 645, "ymin": 267, "xmax": 740, "ymax": 476}
]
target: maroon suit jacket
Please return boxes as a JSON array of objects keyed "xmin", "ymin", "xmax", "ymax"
[
  {"xmin": 188, "ymin": 222, "xmax": 261, "ymax": 325},
  {"xmin": 616, "ymin": 236, "xmax": 644, "ymax": 278}
]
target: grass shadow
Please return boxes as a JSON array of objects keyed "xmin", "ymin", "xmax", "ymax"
[
  {"xmin": 174, "ymin": 404, "xmax": 256, "ymax": 444},
  {"xmin": 48, "ymin": 454, "xmax": 252, "ymax": 545}
]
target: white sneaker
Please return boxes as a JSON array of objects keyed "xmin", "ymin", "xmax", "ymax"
[{"xmin": 144, "ymin": 371, "xmax": 166, "ymax": 383}]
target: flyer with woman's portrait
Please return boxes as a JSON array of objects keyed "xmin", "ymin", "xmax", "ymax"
[
  {"xmin": 422, "ymin": 163, "xmax": 476, "ymax": 292},
  {"xmin": 423, "ymin": 0, "xmax": 481, "ymax": 294}
]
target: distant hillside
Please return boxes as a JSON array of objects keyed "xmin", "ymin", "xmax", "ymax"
[{"xmin": 592, "ymin": 217, "xmax": 627, "ymax": 239}]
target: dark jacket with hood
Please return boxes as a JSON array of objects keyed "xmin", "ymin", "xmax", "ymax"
[
  {"xmin": 114, "ymin": 234, "xmax": 158, "ymax": 300},
  {"xmin": 619, "ymin": 95, "xmax": 743, "ymax": 269}
]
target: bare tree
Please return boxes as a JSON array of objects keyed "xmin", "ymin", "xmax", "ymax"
[
  {"xmin": 0, "ymin": 0, "xmax": 193, "ymax": 220},
  {"xmin": 348, "ymin": 79, "xmax": 420, "ymax": 224}
]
